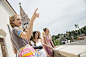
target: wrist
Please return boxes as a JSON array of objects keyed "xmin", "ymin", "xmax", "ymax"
[
  {"xmin": 30, "ymin": 19, "xmax": 34, "ymax": 22},
  {"xmin": 31, "ymin": 14, "xmax": 36, "ymax": 21}
]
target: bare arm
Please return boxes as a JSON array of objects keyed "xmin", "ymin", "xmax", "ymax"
[
  {"xmin": 42, "ymin": 43, "xmax": 53, "ymax": 49},
  {"xmin": 44, "ymin": 35, "xmax": 48, "ymax": 45},
  {"xmin": 35, "ymin": 49, "xmax": 40, "ymax": 55},
  {"xmin": 42, "ymin": 36, "xmax": 53, "ymax": 49},
  {"xmin": 40, "ymin": 39, "xmax": 50, "ymax": 56},
  {"xmin": 50, "ymin": 40, "xmax": 55, "ymax": 48},
  {"xmin": 50, "ymin": 35, "xmax": 55, "ymax": 48},
  {"xmin": 12, "ymin": 45, "xmax": 17, "ymax": 54},
  {"xmin": 21, "ymin": 8, "xmax": 39, "ymax": 39}
]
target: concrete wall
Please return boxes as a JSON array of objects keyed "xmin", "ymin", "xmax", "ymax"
[{"xmin": 0, "ymin": 0, "xmax": 16, "ymax": 57}]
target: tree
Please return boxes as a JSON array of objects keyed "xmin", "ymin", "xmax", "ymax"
[
  {"xmin": 52, "ymin": 37, "xmax": 56, "ymax": 41},
  {"xmin": 55, "ymin": 35, "xmax": 59, "ymax": 39},
  {"xmin": 54, "ymin": 40, "xmax": 61, "ymax": 46},
  {"xmin": 66, "ymin": 37, "xmax": 71, "ymax": 40},
  {"xmin": 58, "ymin": 34, "xmax": 61, "ymax": 36},
  {"xmin": 52, "ymin": 35, "xmax": 55, "ymax": 38},
  {"xmin": 74, "ymin": 36, "xmax": 77, "ymax": 39}
]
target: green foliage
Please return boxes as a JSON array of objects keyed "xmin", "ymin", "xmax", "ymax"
[
  {"xmin": 52, "ymin": 37, "xmax": 56, "ymax": 41},
  {"xmin": 54, "ymin": 40, "xmax": 61, "ymax": 46},
  {"xmin": 74, "ymin": 36, "xmax": 77, "ymax": 39},
  {"xmin": 52, "ymin": 35, "xmax": 59, "ymax": 41},
  {"xmin": 55, "ymin": 35, "xmax": 59, "ymax": 38},
  {"xmin": 61, "ymin": 37, "xmax": 64, "ymax": 39},
  {"xmin": 66, "ymin": 31, "xmax": 69, "ymax": 33},
  {"xmin": 66, "ymin": 37, "xmax": 71, "ymax": 40},
  {"xmin": 52, "ymin": 26, "xmax": 86, "ymax": 42},
  {"xmin": 52, "ymin": 35, "xmax": 55, "ymax": 38}
]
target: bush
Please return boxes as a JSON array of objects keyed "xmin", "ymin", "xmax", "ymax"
[
  {"xmin": 54, "ymin": 40, "xmax": 61, "ymax": 46},
  {"xmin": 74, "ymin": 36, "xmax": 77, "ymax": 39},
  {"xmin": 52, "ymin": 37, "xmax": 56, "ymax": 41},
  {"xmin": 66, "ymin": 37, "xmax": 71, "ymax": 40}
]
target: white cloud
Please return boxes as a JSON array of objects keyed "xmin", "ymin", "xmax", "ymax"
[{"xmin": 8, "ymin": 0, "xmax": 86, "ymax": 36}]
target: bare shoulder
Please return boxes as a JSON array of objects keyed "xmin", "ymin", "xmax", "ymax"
[
  {"xmin": 38, "ymin": 39, "xmax": 42, "ymax": 41},
  {"xmin": 49, "ymin": 34, "xmax": 51, "ymax": 36},
  {"xmin": 38, "ymin": 39, "xmax": 42, "ymax": 43},
  {"xmin": 43, "ymin": 35, "xmax": 46, "ymax": 39}
]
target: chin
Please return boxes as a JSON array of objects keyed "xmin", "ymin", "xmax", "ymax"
[
  {"xmin": 18, "ymin": 25, "xmax": 21, "ymax": 27},
  {"xmin": 19, "ymin": 24, "xmax": 21, "ymax": 26}
]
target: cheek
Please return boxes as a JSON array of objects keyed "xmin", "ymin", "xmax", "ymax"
[
  {"xmin": 15, "ymin": 20, "xmax": 19, "ymax": 24},
  {"xmin": 48, "ymin": 31, "xmax": 49, "ymax": 32},
  {"xmin": 47, "ymin": 31, "xmax": 49, "ymax": 33},
  {"xmin": 21, "ymin": 21, "xmax": 22, "ymax": 23},
  {"xmin": 35, "ymin": 35, "xmax": 36, "ymax": 37},
  {"xmin": 37, "ymin": 35, "xmax": 38, "ymax": 38},
  {"xmin": 14, "ymin": 21, "xmax": 17, "ymax": 25}
]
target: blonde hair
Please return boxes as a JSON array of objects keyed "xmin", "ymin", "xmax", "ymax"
[
  {"xmin": 42, "ymin": 32, "xmax": 45, "ymax": 36},
  {"xmin": 9, "ymin": 15, "xmax": 20, "ymax": 28}
]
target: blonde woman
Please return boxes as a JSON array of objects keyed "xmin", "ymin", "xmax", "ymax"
[
  {"xmin": 9, "ymin": 8, "xmax": 40, "ymax": 57},
  {"xmin": 43, "ymin": 28, "xmax": 56, "ymax": 57}
]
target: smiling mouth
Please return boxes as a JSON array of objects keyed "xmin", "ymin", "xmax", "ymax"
[{"xmin": 19, "ymin": 23, "xmax": 21, "ymax": 24}]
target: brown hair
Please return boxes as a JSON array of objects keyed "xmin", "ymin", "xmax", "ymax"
[
  {"xmin": 37, "ymin": 31, "xmax": 41, "ymax": 39},
  {"xmin": 42, "ymin": 32, "xmax": 45, "ymax": 36},
  {"xmin": 43, "ymin": 28, "xmax": 47, "ymax": 32},
  {"xmin": 29, "ymin": 36, "xmax": 34, "ymax": 46},
  {"xmin": 9, "ymin": 15, "xmax": 20, "ymax": 28},
  {"xmin": 33, "ymin": 31, "xmax": 41, "ymax": 46}
]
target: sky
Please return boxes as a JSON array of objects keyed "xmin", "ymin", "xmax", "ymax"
[{"xmin": 8, "ymin": 0, "xmax": 86, "ymax": 36}]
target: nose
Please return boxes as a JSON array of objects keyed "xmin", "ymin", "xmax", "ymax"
[
  {"xmin": 20, "ymin": 20, "xmax": 22, "ymax": 21},
  {"xmin": 20, "ymin": 20, "xmax": 22, "ymax": 22}
]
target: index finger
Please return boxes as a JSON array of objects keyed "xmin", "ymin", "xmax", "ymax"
[{"xmin": 34, "ymin": 8, "xmax": 38, "ymax": 13}]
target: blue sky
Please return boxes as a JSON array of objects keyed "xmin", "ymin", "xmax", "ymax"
[{"xmin": 8, "ymin": 0, "xmax": 86, "ymax": 35}]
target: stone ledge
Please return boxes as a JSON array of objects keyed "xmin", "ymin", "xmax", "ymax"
[
  {"xmin": 53, "ymin": 45, "xmax": 86, "ymax": 57},
  {"xmin": 0, "ymin": 29, "xmax": 7, "ymax": 36}
]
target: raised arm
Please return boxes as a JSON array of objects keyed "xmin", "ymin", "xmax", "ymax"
[{"xmin": 21, "ymin": 8, "xmax": 39, "ymax": 39}]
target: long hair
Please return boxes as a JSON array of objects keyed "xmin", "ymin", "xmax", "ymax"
[
  {"xmin": 33, "ymin": 31, "xmax": 38, "ymax": 39},
  {"xmin": 33, "ymin": 31, "xmax": 41, "ymax": 46},
  {"xmin": 37, "ymin": 31, "xmax": 41, "ymax": 39},
  {"xmin": 29, "ymin": 36, "xmax": 34, "ymax": 46}
]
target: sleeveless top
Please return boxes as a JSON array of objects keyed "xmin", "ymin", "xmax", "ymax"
[
  {"xmin": 11, "ymin": 27, "xmax": 29, "ymax": 50},
  {"xmin": 43, "ymin": 34, "xmax": 53, "ymax": 55},
  {"xmin": 36, "ymin": 42, "xmax": 43, "ymax": 50}
]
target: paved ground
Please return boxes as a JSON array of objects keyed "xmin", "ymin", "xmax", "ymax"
[
  {"xmin": 54, "ymin": 39, "xmax": 86, "ymax": 57},
  {"xmin": 70, "ymin": 39, "xmax": 86, "ymax": 45}
]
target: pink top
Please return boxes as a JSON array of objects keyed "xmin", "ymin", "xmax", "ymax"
[
  {"xmin": 43, "ymin": 34, "xmax": 53, "ymax": 56},
  {"xmin": 44, "ymin": 35, "xmax": 52, "ymax": 46}
]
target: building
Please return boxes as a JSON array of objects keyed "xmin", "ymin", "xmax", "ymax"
[
  {"xmin": 19, "ymin": 3, "xmax": 30, "ymax": 29},
  {"xmin": 0, "ymin": 0, "xmax": 16, "ymax": 57}
]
